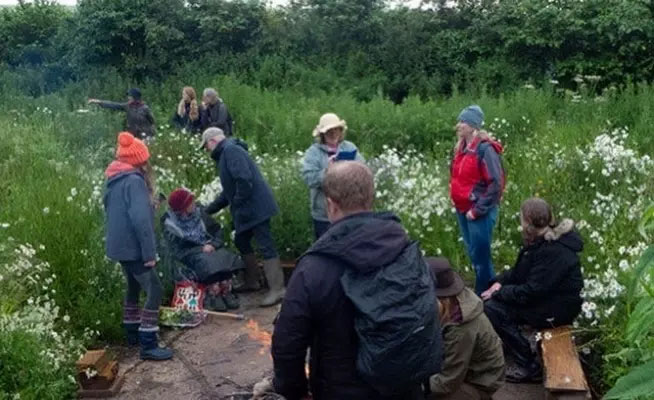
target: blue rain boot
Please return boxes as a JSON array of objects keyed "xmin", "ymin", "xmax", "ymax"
[
  {"xmin": 139, "ymin": 331, "xmax": 173, "ymax": 361},
  {"xmin": 124, "ymin": 323, "xmax": 140, "ymax": 347}
]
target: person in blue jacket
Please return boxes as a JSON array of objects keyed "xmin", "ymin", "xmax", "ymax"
[
  {"xmin": 104, "ymin": 132, "xmax": 172, "ymax": 361},
  {"xmin": 199, "ymin": 128, "xmax": 284, "ymax": 307},
  {"xmin": 301, "ymin": 113, "xmax": 364, "ymax": 239}
]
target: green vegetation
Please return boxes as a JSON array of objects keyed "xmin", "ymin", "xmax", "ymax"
[{"xmin": 1, "ymin": 0, "xmax": 654, "ymax": 398}]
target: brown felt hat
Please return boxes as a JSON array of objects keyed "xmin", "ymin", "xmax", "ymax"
[{"xmin": 426, "ymin": 257, "xmax": 465, "ymax": 297}]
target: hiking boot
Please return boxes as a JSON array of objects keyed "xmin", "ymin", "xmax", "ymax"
[
  {"xmin": 505, "ymin": 363, "xmax": 542, "ymax": 383},
  {"xmin": 124, "ymin": 323, "xmax": 140, "ymax": 347},
  {"xmin": 139, "ymin": 331, "xmax": 173, "ymax": 361},
  {"xmin": 234, "ymin": 253, "xmax": 262, "ymax": 293},
  {"xmin": 260, "ymin": 257, "xmax": 285, "ymax": 307},
  {"xmin": 223, "ymin": 292, "xmax": 240, "ymax": 310}
]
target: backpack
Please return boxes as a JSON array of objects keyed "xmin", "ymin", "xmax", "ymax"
[
  {"xmin": 477, "ymin": 140, "xmax": 507, "ymax": 197},
  {"xmin": 340, "ymin": 241, "xmax": 443, "ymax": 395}
]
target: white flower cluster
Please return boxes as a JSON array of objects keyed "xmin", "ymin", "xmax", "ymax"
[
  {"xmin": 370, "ymin": 146, "xmax": 452, "ymax": 238},
  {"xmin": 579, "ymin": 127, "xmax": 653, "ymax": 177},
  {"xmin": 197, "ymin": 177, "xmax": 223, "ymax": 206}
]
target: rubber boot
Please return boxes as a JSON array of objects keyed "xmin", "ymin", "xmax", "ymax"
[
  {"xmin": 124, "ymin": 323, "xmax": 140, "ymax": 347},
  {"xmin": 234, "ymin": 253, "xmax": 261, "ymax": 293},
  {"xmin": 260, "ymin": 257, "xmax": 285, "ymax": 307},
  {"xmin": 139, "ymin": 331, "xmax": 173, "ymax": 361}
]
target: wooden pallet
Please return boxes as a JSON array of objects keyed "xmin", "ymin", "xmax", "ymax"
[{"xmin": 541, "ymin": 326, "xmax": 590, "ymax": 400}]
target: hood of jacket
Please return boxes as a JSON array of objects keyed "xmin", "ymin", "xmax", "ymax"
[
  {"xmin": 465, "ymin": 135, "xmax": 504, "ymax": 155},
  {"xmin": 444, "ymin": 288, "xmax": 483, "ymax": 327},
  {"xmin": 541, "ymin": 219, "xmax": 583, "ymax": 253},
  {"xmin": 210, "ymin": 138, "xmax": 249, "ymax": 163},
  {"xmin": 306, "ymin": 212, "xmax": 410, "ymax": 273}
]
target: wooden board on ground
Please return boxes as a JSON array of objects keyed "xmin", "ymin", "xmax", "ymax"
[
  {"xmin": 76, "ymin": 349, "xmax": 111, "ymax": 373},
  {"xmin": 541, "ymin": 326, "xmax": 589, "ymax": 398}
]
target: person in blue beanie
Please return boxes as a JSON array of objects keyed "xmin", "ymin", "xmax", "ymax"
[{"xmin": 450, "ymin": 105, "xmax": 506, "ymax": 295}]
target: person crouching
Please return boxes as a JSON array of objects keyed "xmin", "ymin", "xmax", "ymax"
[
  {"xmin": 163, "ymin": 188, "xmax": 242, "ymax": 312},
  {"xmin": 104, "ymin": 132, "xmax": 172, "ymax": 361},
  {"xmin": 426, "ymin": 258, "xmax": 504, "ymax": 400}
]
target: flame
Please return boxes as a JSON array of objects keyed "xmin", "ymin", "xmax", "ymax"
[{"xmin": 245, "ymin": 319, "xmax": 272, "ymax": 356}]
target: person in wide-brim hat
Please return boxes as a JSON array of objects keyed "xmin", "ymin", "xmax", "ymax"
[
  {"xmin": 424, "ymin": 257, "xmax": 505, "ymax": 400},
  {"xmin": 302, "ymin": 113, "xmax": 364, "ymax": 239}
]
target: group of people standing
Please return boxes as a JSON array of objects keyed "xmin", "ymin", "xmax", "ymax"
[
  {"xmin": 89, "ymin": 86, "xmax": 233, "ymax": 140},
  {"xmin": 100, "ymin": 87, "xmax": 585, "ymax": 399}
]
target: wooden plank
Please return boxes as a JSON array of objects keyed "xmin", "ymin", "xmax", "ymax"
[
  {"xmin": 541, "ymin": 326, "xmax": 588, "ymax": 394},
  {"xmin": 76, "ymin": 350, "xmax": 110, "ymax": 373}
]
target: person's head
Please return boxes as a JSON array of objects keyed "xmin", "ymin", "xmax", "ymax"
[
  {"xmin": 115, "ymin": 131, "xmax": 154, "ymax": 195},
  {"xmin": 322, "ymin": 161, "xmax": 374, "ymax": 223},
  {"xmin": 313, "ymin": 113, "xmax": 347, "ymax": 146},
  {"xmin": 456, "ymin": 105, "xmax": 484, "ymax": 139},
  {"xmin": 520, "ymin": 197, "xmax": 554, "ymax": 244},
  {"xmin": 168, "ymin": 188, "xmax": 195, "ymax": 215},
  {"xmin": 426, "ymin": 257, "xmax": 465, "ymax": 325},
  {"xmin": 199, "ymin": 127, "xmax": 226, "ymax": 151},
  {"xmin": 202, "ymin": 88, "xmax": 219, "ymax": 105},
  {"xmin": 127, "ymin": 88, "xmax": 142, "ymax": 103},
  {"xmin": 182, "ymin": 86, "xmax": 196, "ymax": 103},
  {"xmin": 116, "ymin": 131, "xmax": 150, "ymax": 167}
]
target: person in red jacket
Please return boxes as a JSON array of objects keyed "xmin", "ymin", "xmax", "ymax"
[{"xmin": 450, "ymin": 105, "xmax": 505, "ymax": 295}]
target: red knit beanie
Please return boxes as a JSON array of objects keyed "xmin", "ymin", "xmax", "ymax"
[
  {"xmin": 116, "ymin": 132, "xmax": 150, "ymax": 166},
  {"xmin": 168, "ymin": 188, "xmax": 194, "ymax": 213}
]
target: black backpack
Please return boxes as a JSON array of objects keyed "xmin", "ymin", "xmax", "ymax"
[{"xmin": 340, "ymin": 241, "xmax": 443, "ymax": 395}]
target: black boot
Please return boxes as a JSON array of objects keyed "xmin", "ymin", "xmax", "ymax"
[{"xmin": 124, "ymin": 322, "xmax": 140, "ymax": 347}]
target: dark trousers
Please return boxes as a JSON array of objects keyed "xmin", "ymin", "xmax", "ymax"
[
  {"xmin": 121, "ymin": 261, "xmax": 163, "ymax": 332},
  {"xmin": 234, "ymin": 219, "xmax": 278, "ymax": 259},
  {"xmin": 484, "ymin": 298, "xmax": 535, "ymax": 368},
  {"xmin": 313, "ymin": 219, "xmax": 331, "ymax": 240}
]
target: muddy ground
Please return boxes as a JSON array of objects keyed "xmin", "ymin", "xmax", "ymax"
[{"xmin": 110, "ymin": 292, "xmax": 544, "ymax": 400}]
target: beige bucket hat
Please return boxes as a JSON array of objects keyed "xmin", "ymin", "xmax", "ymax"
[{"xmin": 312, "ymin": 113, "xmax": 347, "ymax": 137}]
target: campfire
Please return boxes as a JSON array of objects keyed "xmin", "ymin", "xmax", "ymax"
[{"xmin": 245, "ymin": 319, "xmax": 272, "ymax": 356}]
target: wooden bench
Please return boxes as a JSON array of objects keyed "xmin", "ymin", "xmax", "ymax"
[{"xmin": 540, "ymin": 326, "xmax": 590, "ymax": 400}]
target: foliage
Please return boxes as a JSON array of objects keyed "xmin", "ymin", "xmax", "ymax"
[{"xmin": 0, "ymin": 0, "xmax": 653, "ymax": 98}]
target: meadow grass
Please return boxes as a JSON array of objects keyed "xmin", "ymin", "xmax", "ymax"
[{"xmin": 1, "ymin": 75, "xmax": 654, "ymax": 397}]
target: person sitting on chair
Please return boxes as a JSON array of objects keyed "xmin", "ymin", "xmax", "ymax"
[{"xmin": 162, "ymin": 187, "xmax": 243, "ymax": 312}]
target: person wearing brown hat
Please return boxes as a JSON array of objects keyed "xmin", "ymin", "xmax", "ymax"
[
  {"xmin": 162, "ymin": 188, "xmax": 243, "ymax": 312},
  {"xmin": 88, "ymin": 88, "xmax": 157, "ymax": 139},
  {"xmin": 426, "ymin": 257, "xmax": 504, "ymax": 400},
  {"xmin": 104, "ymin": 132, "xmax": 172, "ymax": 361},
  {"xmin": 301, "ymin": 113, "xmax": 365, "ymax": 239}
]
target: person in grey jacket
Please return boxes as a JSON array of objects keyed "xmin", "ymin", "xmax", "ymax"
[
  {"xmin": 199, "ymin": 128, "xmax": 284, "ymax": 307},
  {"xmin": 104, "ymin": 132, "xmax": 172, "ymax": 361},
  {"xmin": 89, "ymin": 88, "xmax": 156, "ymax": 139},
  {"xmin": 162, "ymin": 187, "xmax": 242, "ymax": 311},
  {"xmin": 200, "ymin": 88, "xmax": 233, "ymax": 136},
  {"xmin": 301, "ymin": 113, "xmax": 364, "ymax": 239}
]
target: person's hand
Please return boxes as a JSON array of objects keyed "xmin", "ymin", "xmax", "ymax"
[
  {"xmin": 328, "ymin": 154, "xmax": 337, "ymax": 167},
  {"xmin": 481, "ymin": 282, "xmax": 502, "ymax": 300},
  {"xmin": 466, "ymin": 210, "xmax": 476, "ymax": 220},
  {"xmin": 144, "ymin": 260, "xmax": 156, "ymax": 268},
  {"xmin": 87, "ymin": 98, "xmax": 99, "ymax": 105},
  {"xmin": 202, "ymin": 244, "xmax": 215, "ymax": 253}
]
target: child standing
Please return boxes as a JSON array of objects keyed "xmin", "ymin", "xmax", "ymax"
[
  {"xmin": 104, "ymin": 132, "xmax": 172, "ymax": 361},
  {"xmin": 162, "ymin": 188, "xmax": 241, "ymax": 312}
]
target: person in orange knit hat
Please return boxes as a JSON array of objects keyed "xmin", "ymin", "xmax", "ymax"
[{"xmin": 104, "ymin": 132, "xmax": 173, "ymax": 361}]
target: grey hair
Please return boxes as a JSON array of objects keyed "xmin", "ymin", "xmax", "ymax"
[
  {"xmin": 203, "ymin": 88, "xmax": 218, "ymax": 101},
  {"xmin": 203, "ymin": 127, "xmax": 225, "ymax": 142}
]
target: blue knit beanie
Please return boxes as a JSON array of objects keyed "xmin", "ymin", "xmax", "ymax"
[{"xmin": 457, "ymin": 105, "xmax": 484, "ymax": 130}]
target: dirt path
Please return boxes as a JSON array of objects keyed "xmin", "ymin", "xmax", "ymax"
[{"xmin": 112, "ymin": 292, "xmax": 544, "ymax": 400}]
